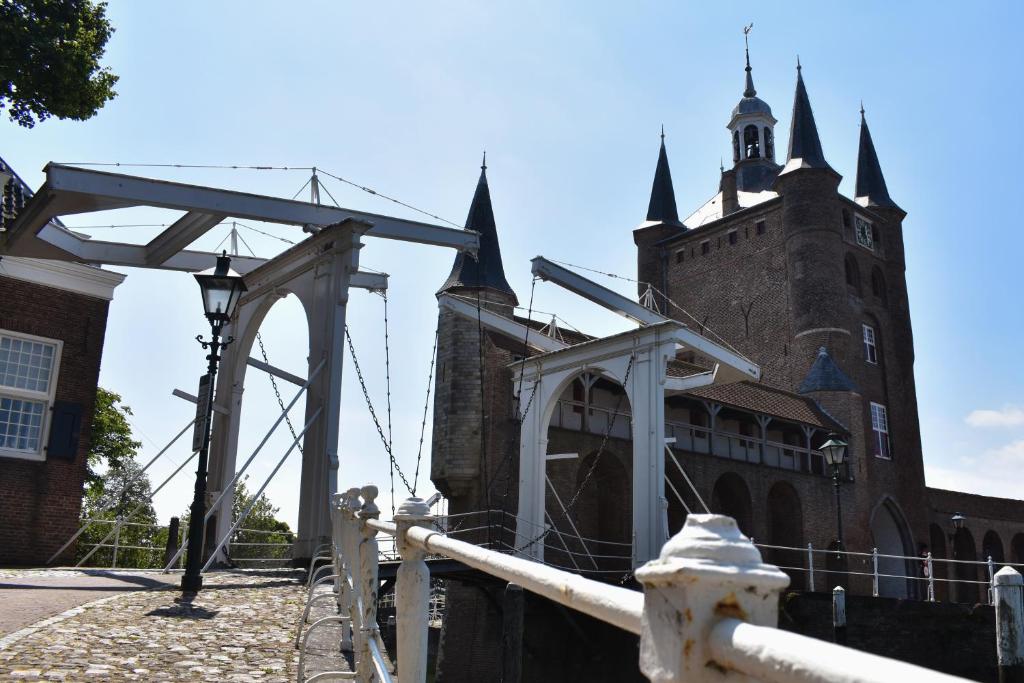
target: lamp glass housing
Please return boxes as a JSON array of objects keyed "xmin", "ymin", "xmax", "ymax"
[
  {"xmin": 951, "ymin": 512, "xmax": 966, "ymax": 531},
  {"xmin": 194, "ymin": 253, "xmax": 247, "ymax": 328},
  {"xmin": 820, "ymin": 435, "xmax": 848, "ymax": 468}
]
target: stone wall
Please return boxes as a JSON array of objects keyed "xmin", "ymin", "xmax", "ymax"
[{"xmin": 0, "ymin": 275, "xmax": 111, "ymax": 565}]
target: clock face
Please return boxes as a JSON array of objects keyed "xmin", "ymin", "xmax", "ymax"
[{"xmin": 855, "ymin": 216, "xmax": 873, "ymax": 250}]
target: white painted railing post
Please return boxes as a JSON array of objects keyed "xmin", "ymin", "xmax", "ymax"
[
  {"xmin": 112, "ymin": 522, "xmax": 121, "ymax": 568},
  {"xmin": 994, "ymin": 566, "xmax": 1024, "ymax": 683},
  {"xmin": 342, "ymin": 487, "xmax": 363, "ymax": 655},
  {"xmin": 871, "ymin": 548, "xmax": 879, "ymax": 597},
  {"xmin": 927, "ymin": 551, "xmax": 935, "ymax": 602},
  {"xmin": 394, "ymin": 497, "xmax": 433, "ymax": 683},
  {"xmin": 635, "ymin": 514, "xmax": 789, "ymax": 682},
  {"xmin": 356, "ymin": 485, "xmax": 381, "ymax": 683},
  {"xmin": 331, "ymin": 491, "xmax": 354, "ymax": 652},
  {"xmin": 832, "ymin": 586, "xmax": 847, "ymax": 646},
  {"xmin": 807, "ymin": 543, "xmax": 815, "ymax": 592}
]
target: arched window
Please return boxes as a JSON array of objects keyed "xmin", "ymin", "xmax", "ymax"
[
  {"xmin": 732, "ymin": 130, "xmax": 741, "ymax": 162},
  {"xmin": 711, "ymin": 472, "xmax": 753, "ymax": 537},
  {"xmin": 767, "ymin": 482, "xmax": 805, "ymax": 589},
  {"xmin": 763, "ymin": 126, "xmax": 774, "ymax": 160},
  {"xmin": 743, "ymin": 125, "xmax": 760, "ymax": 159},
  {"xmin": 871, "ymin": 267, "xmax": 887, "ymax": 306},
  {"xmin": 845, "ymin": 254, "xmax": 861, "ymax": 295}
]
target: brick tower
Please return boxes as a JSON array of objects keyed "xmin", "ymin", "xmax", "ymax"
[{"xmin": 431, "ymin": 157, "xmax": 520, "ymax": 683}]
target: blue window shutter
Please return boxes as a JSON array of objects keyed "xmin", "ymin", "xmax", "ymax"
[{"xmin": 47, "ymin": 401, "xmax": 82, "ymax": 460}]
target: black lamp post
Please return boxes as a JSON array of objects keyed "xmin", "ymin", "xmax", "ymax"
[
  {"xmin": 949, "ymin": 512, "xmax": 966, "ymax": 602},
  {"xmin": 821, "ymin": 434, "xmax": 848, "ymax": 551},
  {"xmin": 181, "ymin": 252, "xmax": 247, "ymax": 599}
]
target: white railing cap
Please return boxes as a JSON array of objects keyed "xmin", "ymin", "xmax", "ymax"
[
  {"xmin": 395, "ymin": 497, "xmax": 432, "ymax": 519},
  {"xmin": 994, "ymin": 565, "xmax": 1023, "ymax": 586},
  {"xmin": 636, "ymin": 514, "xmax": 789, "ymax": 588}
]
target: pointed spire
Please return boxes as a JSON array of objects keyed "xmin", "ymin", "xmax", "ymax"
[
  {"xmin": 783, "ymin": 62, "xmax": 834, "ymax": 173},
  {"xmin": 855, "ymin": 106, "xmax": 899, "ymax": 209},
  {"xmin": 743, "ymin": 32, "xmax": 756, "ymax": 98},
  {"xmin": 439, "ymin": 157, "xmax": 516, "ymax": 300},
  {"xmin": 646, "ymin": 128, "xmax": 680, "ymax": 223}
]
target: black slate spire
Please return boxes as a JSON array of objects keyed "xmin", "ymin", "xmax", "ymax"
[
  {"xmin": 439, "ymin": 155, "xmax": 517, "ymax": 300},
  {"xmin": 855, "ymin": 106, "xmax": 898, "ymax": 208},
  {"xmin": 799, "ymin": 347, "xmax": 858, "ymax": 394},
  {"xmin": 785, "ymin": 61, "xmax": 834, "ymax": 172},
  {"xmin": 743, "ymin": 40, "xmax": 756, "ymax": 98},
  {"xmin": 646, "ymin": 127, "xmax": 680, "ymax": 223}
]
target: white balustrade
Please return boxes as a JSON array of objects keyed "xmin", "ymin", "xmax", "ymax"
[{"xmin": 299, "ymin": 487, "xmax": 975, "ymax": 683}]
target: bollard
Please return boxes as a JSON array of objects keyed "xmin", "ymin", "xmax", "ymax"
[
  {"xmin": 994, "ymin": 566, "xmax": 1024, "ymax": 683},
  {"xmin": 394, "ymin": 497, "xmax": 432, "ymax": 682},
  {"xmin": 635, "ymin": 514, "xmax": 789, "ymax": 682},
  {"xmin": 164, "ymin": 517, "xmax": 181, "ymax": 569},
  {"xmin": 832, "ymin": 586, "xmax": 847, "ymax": 646},
  {"xmin": 355, "ymin": 485, "xmax": 381, "ymax": 683}
]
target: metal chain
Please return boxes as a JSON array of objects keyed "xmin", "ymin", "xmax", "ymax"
[
  {"xmin": 381, "ymin": 292, "xmax": 395, "ymax": 513},
  {"xmin": 344, "ymin": 326, "xmax": 415, "ymax": 496},
  {"xmin": 413, "ymin": 325, "xmax": 439, "ymax": 494},
  {"xmin": 256, "ymin": 332, "xmax": 303, "ymax": 455},
  {"xmin": 513, "ymin": 354, "xmax": 635, "ymax": 554}
]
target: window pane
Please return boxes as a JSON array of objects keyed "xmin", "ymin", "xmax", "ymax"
[
  {"xmin": 0, "ymin": 335, "xmax": 57, "ymax": 394},
  {"xmin": 0, "ymin": 395, "xmax": 45, "ymax": 452}
]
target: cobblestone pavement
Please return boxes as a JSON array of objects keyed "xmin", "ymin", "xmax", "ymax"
[
  {"xmin": 0, "ymin": 569, "xmax": 178, "ymax": 635},
  {"xmin": 0, "ymin": 568, "xmax": 360, "ymax": 681}
]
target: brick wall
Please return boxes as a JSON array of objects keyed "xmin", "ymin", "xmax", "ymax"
[{"xmin": 0, "ymin": 275, "xmax": 111, "ymax": 565}]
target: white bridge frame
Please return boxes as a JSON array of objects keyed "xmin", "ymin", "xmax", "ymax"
[
  {"xmin": 5, "ymin": 164, "xmax": 480, "ymax": 560},
  {"xmin": 440, "ymin": 256, "xmax": 761, "ymax": 566}
]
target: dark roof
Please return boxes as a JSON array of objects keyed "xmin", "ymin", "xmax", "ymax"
[
  {"xmin": 798, "ymin": 347, "xmax": 858, "ymax": 394},
  {"xmin": 646, "ymin": 134, "xmax": 680, "ymax": 223},
  {"xmin": 731, "ymin": 45, "xmax": 773, "ymax": 119},
  {"xmin": 855, "ymin": 109, "xmax": 900, "ymax": 209},
  {"xmin": 439, "ymin": 160, "xmax": 517, "ymax": 302},
  {"xmin": 785, "ymin": 65, "xmax": 834, "ymax": 173},
  {"xmin": 686, "ymin": 380, "xmax": 844, "ymax": 431}
]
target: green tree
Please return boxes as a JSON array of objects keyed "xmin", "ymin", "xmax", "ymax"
[
  {"xmin": 226, "ymin": 477, "xmax": 294, "ymax": 565},
  {"xmin": 85, "ymin": 388, "xmax": 141, "ymax": 497},
  {"xmin": 75, "ymin": 388, "xmax": 165, "ymax": 568},
  {"xmin": 0, "ymin": 0, "xmax": 118, "ymax": 128}
]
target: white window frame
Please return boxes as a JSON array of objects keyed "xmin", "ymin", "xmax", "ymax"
[
  {"xmin": 855, "ymin": 215, "xmax": 874, "ymax": 251},
  {"xmin": 870, "ymin": 402, "xmax": 891, "ymax": 460},
  {"xmin": 0, "ymin": 329, "xmax": 63, "ymax": 462},
  {"xmin": 863, "ymin": 324, "xmax": 878, "ymax": 364}
]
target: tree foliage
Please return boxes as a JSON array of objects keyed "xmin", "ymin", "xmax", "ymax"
[
  {"xmin": 227, "ymin": 477, "xmax": 294, "ymax": 564},
  {"xmin": 85, "ymin": 387, "xmax": 141, "ymax": 496},
  {"xmin": 0, "ymin": 0, "xmax": 119, "ymax": 128}
]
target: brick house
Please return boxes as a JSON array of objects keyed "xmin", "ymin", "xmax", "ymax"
[
  {"xmin": 428, "ymin": 53, "xmax": 1024, "ymax": 682},
  {"xmin": 0, "ymin": 158, "xmax": 125, "ymax": 565}
]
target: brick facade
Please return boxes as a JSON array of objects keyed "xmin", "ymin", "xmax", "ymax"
[{"xmin": 0, "ymin": 274, "xmax": 114, "ymax": 565}]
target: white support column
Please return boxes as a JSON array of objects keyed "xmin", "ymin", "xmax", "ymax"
[
  {"xmin": 356, "ymin": 486, "xmax": 381, "ymax": 683},
  {"xmin": 994, "ymin": 566, "xmax": 1024, "ymax": 682},
  {"xmin": 514, "ymin": 373, "xmax": 547, "ymax": 561},
  {"xmin": 625, "ymin": 341, "xmax": 670, "ymax": 566},
  {"xmin": 296, "ymin": 232, "xmax": 362, "ymax": 557}
]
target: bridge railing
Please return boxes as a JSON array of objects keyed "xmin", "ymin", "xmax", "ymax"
[{"xmin": 299, "ymin": 485, "xmax": 976, "ymax": 683}]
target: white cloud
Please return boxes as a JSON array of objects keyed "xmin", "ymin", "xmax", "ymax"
[
  {"xmin": 991, "ymin": 439, "xmax": 1024, "ymax": 464},
  {"xmin": 964, "ymin": 406, "xmax": 1024, "ymax": 428}
]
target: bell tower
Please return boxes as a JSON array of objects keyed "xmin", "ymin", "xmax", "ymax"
[{"xmin": 727, "ymin": 28, "xmax": 781, "ymax": 192}]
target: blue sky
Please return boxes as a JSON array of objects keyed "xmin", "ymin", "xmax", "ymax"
[{"xmin": 3, "ymin": 2, "xmax": 1022, "ymax": 528}]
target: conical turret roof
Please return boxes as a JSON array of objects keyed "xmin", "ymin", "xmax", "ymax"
[
  {"xmin": 799, "ymin": 347, "xmax": 858, "ymax": 394},
  {"xmin": 783, "ymin": 63, "xmax": 834, "ymax": 174},
  {"xmin": 646, "ymin": 129, "xmax": 680, "ymax": 223},
  {"xmin": 855, "ymin": 108, "xmax": 899, "ymax": 209},
  {"xmin": 439, "ymin": 157, "xmax": 517, "ymax": 301}
]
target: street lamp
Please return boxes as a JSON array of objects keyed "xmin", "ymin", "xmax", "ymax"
[
  {"xmin": 821, "ymin": 434, "xmax": 848, "ymax": 551},
  {"xmin": 949, "ymin": 512, "xmax": 967, "ymax": 602},
  {"xmin": 181, "ymin": 252, "xmax": 247, "ymax": 599}
]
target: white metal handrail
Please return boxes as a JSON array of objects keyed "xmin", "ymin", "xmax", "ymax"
[{"xmin": 307, "ymin": 486, "xmax": 975, "ymax": 683}]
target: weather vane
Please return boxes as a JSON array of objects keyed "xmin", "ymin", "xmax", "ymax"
[{"xmin": 743, "ymin": 22, "xmax": 753, "ymax": 48}]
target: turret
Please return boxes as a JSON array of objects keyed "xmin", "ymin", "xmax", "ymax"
[
  {"xmin": 727, "ymin": 36, "xmax": 781, "ymax": 192},
  {"xmin": 432, "ymin": 156, "xmax": 518, "ymax": 505}
]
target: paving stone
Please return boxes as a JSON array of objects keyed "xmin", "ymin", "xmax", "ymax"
[{"xmin": 0, "ymin": 569, "xmax": 360, "ymax": 681}]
